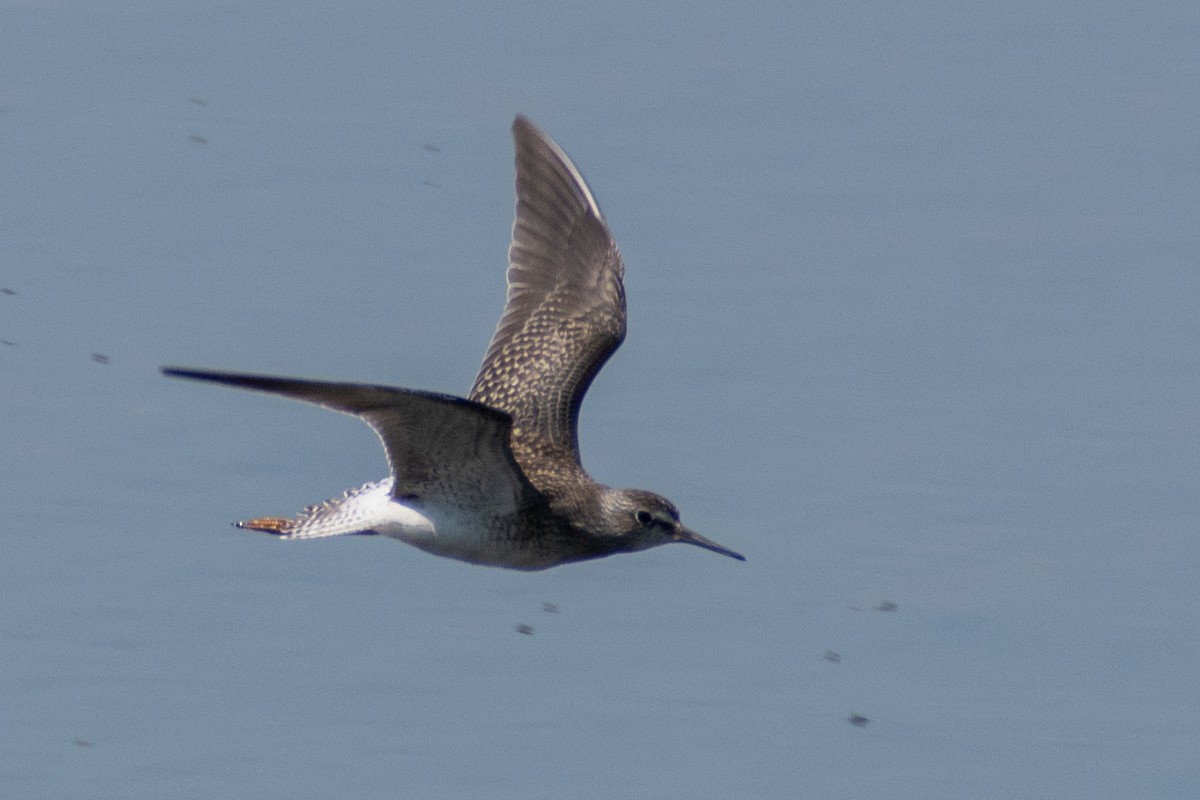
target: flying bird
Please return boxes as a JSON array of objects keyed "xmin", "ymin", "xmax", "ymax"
[{"xmin": 164, "ymin": 116, "xmax": 743, "ymax": 570}]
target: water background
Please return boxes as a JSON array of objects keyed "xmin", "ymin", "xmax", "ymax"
[{"xmin": 3, "ymin": 2, "xmax": 1198, "ymax": 797}]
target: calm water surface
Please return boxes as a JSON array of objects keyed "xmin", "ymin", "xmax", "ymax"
[{"xmin": 2, "ymin": 3, "xmax": 1198, "ymax": 798}]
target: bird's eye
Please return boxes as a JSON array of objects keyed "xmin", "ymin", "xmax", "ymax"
[{"xmin": 634, "ymin": 510, "xmax": 653, "ymax": 526}]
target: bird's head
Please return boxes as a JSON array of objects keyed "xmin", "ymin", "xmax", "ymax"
[{"xmin": 596, "ymin": 488, "xmax": 744, "ymax": 561}]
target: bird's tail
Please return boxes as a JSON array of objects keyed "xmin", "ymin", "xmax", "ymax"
[{"xmin": 238, "ymin": 479, "xmax": 395, "ymax": 540}]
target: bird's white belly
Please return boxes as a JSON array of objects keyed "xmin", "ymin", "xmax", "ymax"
[
  {"xmin": 382, "ymin": 503, "xmax": 515, "ymax": 565},
  {"xmin": 369, "ymin": 498, "xmax": 438, "ymax": 542},
  {"xmin": 273, "ymin": 474, "xmax": 566, "ymax": 568},
  {"xmin": 287, "ymin": 476, "xmax": 516, "ymax": 564}
]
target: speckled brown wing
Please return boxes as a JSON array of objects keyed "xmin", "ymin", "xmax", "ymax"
[
  {"xmin": 162, "ymin": 368, "xmax": 543, "ymax": 514},
  {"xmin": 469, "ymin": 116, "xmax": 626, "ymax": 472}
]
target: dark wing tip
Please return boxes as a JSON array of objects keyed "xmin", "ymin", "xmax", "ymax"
[
  {"xmin": 510, "ymin": 115, "xmax": 604, "ymax": 221},
  {"xmin": 162, "ymin": 366, "xmax": 198, "ymax": 379},
  {"xmin": 161, "ymin": 367, "xmax": 293, "ymax": 395},
  {"xmin": 513, "ymin": 114, "xmax": 534, "ymax": 134},
  {"xmin": 163, "ymin": 366, "xmax": 240, "ymax": 385},
  {"xmin": 163, "ymin": 366, "xmax": 248, "ymax": 382},
  {"xmin": 512, "ymin": 114, "xmax": 548, "ymax": 143}
]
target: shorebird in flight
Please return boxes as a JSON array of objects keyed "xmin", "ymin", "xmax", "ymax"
[{"xmin": 164, "ymin": 116, "xmax": 743, "ymax": 570}]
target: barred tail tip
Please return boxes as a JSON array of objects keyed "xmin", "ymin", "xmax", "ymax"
[{"xmin": 235, "ymin": 516, "xmax": 294, "ymax": 535}]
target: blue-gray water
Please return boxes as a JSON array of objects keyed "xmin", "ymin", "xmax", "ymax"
[{"xmin": 3, "ymin": 2, "xmax": 1198, "ymax": 798}]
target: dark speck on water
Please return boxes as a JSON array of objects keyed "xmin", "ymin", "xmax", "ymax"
[
  {"xmin": 91, "ymin": 353, "xmax": 110, "ymax": 364},
  {"xmin": 515, "ymin": 624, "xmax": 534, "ymax": 636},
  {"xmin": 848, "ymin": 713, "xmax": 870, "ymax": 727},
  {"xmin": 541, "ymin": 602, "xmax": 558, "ymax": 613},
  {"xmin": 1, "ymin": 287, "xmax": 16, "ymax": 295},
  {"xmin": 875, "ymin": 600, "xmax": 898, "ymax": 612}
]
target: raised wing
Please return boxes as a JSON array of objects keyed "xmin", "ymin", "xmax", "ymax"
[
  {"xmin": 163, "ymin": 368, "xmax": 542, "ymax": 514},
  {"xmin": 469, "ymin": 116, "xmax": 626, "ymax": 468}
]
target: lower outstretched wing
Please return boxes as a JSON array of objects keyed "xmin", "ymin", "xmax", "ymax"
[{"xmin": 163, "ymin": 368, "xmax": 542, "ymax": 514}]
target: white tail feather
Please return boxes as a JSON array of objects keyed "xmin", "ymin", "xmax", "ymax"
[{"xmin": 280, "ymin": 479, "xmax": 396, "ymax": 540}]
